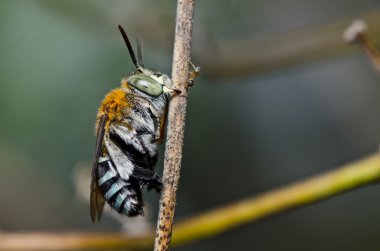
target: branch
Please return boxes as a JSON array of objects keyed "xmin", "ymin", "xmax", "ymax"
[
  {"xmin": 1, "ymin": 153, "xmax": 380, "ymax": 250},
  {"xmin": 0, "ymin": 232, "xmax": 153, "ymax": 251},
  {"xmin": 153, "ymin": 1, "xmax": 195, "ymax": 251},
  {"xmin": 343, "ymin": 19, "xmax": 380, "ymax": 73},
  {"xmin": 198, "ymin": 9, "xmax": 380, "ymax": 78},
  {"xmin": 171, "ymin": 153, "xmax": 380, "ymax": 246}
]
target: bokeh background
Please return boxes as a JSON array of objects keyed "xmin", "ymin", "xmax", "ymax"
[{"xmin": 1, "ymin": 0, "xmax": 380, "ymax": 250}]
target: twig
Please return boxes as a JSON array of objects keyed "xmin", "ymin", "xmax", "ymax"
[
  {"xmin": 153, "ymin": 1, "xmax": 195, "ymax": 251},
  {"xmin": 1, "ymin": 153, "xmax": 380, "ymax": 250}
]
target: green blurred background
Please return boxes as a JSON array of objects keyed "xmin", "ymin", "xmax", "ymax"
[{"xmin": 1, "ymin": 0, "xmax": 380, "ymax": 250}]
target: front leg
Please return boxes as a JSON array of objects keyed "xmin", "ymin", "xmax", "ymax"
[
  {"xmin": 154, "ymin": 62, "xmax": 200, "ymax": 143},
  {"xmin": 155, "ymin": 111, "xmax": 167, "ymax": 144}
]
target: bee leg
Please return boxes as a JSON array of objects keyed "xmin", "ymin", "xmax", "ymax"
[
  {"xmin": 186, "ymin": 61, "xmax": 200, "ymax": 88},
  {"xmin": 145, "ymin": 173, "xmax": 163, "ymax": 192},
  {"xmin": 131, "ymin": 168, "xmax": 163, "ymax": 192}
]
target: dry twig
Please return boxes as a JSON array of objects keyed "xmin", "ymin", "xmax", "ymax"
[{"xmin": 153, "ymin": 0, "xmax": 196, "ymax": 251}]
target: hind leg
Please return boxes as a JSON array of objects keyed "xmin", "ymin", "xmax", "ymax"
[{"xmin": 131, "ymin": 167, "xmax": 163, "ymax": 192}]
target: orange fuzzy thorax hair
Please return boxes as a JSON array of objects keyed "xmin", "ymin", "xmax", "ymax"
[{"xmin": 96, "ymin": 84, "xmax": 133, "ymax": 131}]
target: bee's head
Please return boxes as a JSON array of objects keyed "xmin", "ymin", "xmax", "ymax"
[
  {"xmin": 118, "ymin": 25, "xmax": 180, "ymax": 97},
  {"xmin": 127, "ymin": 71, "xmax": 176, "ymax": 97}
]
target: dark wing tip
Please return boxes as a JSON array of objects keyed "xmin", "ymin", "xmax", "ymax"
[
  {"xmin": 90, "ymin": 187, "xmax": 105, "ymax": 223},
  {"xmin": 90, "ymin": 115, "xmax": 108, "ymax": 223},
  {"xmin": 90, "ymin": 188, "xmax": 99, "ymax": 223}
]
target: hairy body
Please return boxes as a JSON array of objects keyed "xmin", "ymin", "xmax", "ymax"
[{"xmin": 91, "ymin": 77, "xmax": 172, "ymax": 221}]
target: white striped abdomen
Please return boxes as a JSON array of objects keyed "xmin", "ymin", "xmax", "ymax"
[{"xmin": 97, "ymin": 156, "xmax": 144, "ymax": 216}]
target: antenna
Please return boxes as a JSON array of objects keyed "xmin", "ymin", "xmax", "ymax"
[
  {"xmin": 118, "ymin": 25, "xmax": 140, "ymax": 68},
  {"xmin": 136, "ymin": 37, "xmax": 144, "ymax": 67}
]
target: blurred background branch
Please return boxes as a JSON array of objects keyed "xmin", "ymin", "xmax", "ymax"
[
  {"xmin": 343, "ymin": 19, "xmax": 380, "ymax": 73},
  {"xmin": 1, "ymin": 153, "xmax": 379, "ymax": 250},
  {"xmin": 198, "ymin": 9, "xmax": 380, "ymax": 78},
  {"xmin": 171, "ymin": 152, "xmax": 380, "ymax": 246}
]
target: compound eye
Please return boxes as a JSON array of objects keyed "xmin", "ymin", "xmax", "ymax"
[{"xmin": 127, "ymin": 74, "xmax": 163, "ymax": 97}]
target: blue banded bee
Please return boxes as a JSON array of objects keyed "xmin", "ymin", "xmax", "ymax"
[{"xmin": 90, "ymin": 25, "xmax": 186, "ymax": 222}]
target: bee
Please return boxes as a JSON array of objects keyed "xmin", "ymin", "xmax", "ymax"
[{"xmin": 90, "ymin": 25, "xmax": 199, "ymax": 222}]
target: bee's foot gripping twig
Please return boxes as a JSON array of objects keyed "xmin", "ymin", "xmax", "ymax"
[
  {"xmin": 173, "ymin": 88, "xmax": 182, "ymax": 95},
  {"xmin": 187, "ymin": 61, "xmax": 200, "ymax": 88}
]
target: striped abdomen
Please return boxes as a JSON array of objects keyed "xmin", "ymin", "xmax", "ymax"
[{"xmin": 97, "ymin": 156, "xmax": 143, "ymax": 216}]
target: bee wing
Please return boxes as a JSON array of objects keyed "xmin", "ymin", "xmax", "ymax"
[{"xmin": 90, "ymin": 114, "xmax": 108, "ymax": 222}]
